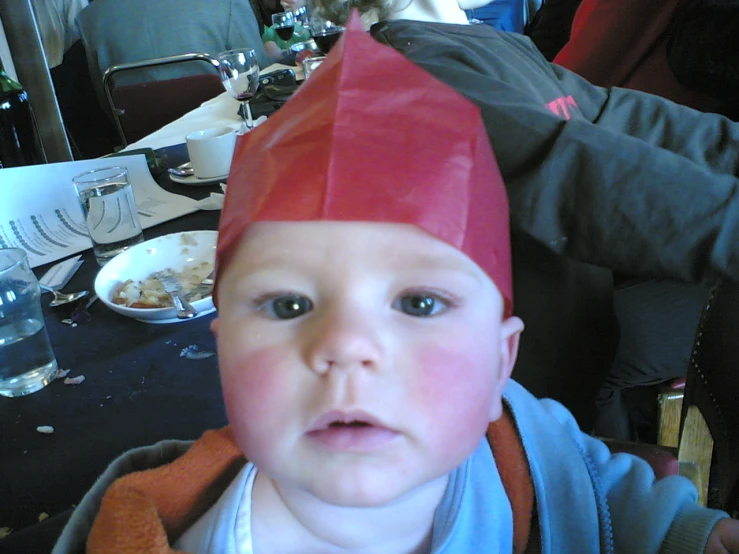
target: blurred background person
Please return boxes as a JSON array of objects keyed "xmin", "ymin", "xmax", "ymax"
[
  {"xmin": 552, "ymin": 0, "xmax": 718, "ymax": 111},
  {"xmin": 30, "ymin": 0, "xmax": 117, "ymax": 158},
  {"xmin": 253, "ymin": 0, "xmax": 307, "ymax": 32},
  {"xmin": 31, "ymin": 0, "xmax": 88, "ymax": 70},
  {"xmin": 526, "ymin": 0, "xmax": 582, "ymax": 60},
  {"xmin": 465, "ymin": 0, "xmax": 542, "ymax": 33},
  {"xmin": 666, "ymin": 0, "xmax": 739, "ymax": 121},
  {"xmin": 76, "ymin": 0, "xmax": 268, "ymax": 116},
  {"xmin": 261, "ymin": 2, "xmax": 311, "ymax": 62}
]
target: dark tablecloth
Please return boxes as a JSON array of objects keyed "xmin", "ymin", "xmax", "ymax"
[{"xmin": 0, "ymin": 145, "xmax": 229, "ymax": 551}]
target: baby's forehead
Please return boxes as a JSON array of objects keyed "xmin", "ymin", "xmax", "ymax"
[
  {"xmin": 217, "ymin": 220, "xmax": 506, "ymax": 313},
  {"xmin": 239, "ymin": 220, "xmax": 451, "ymax": 256},
  {"xmin": 230, "ymin": 221, "xmax": 488, "ymax": 277},
  {"xmin": 244, "ymin": 219, "xmax": 426, "ymax": 240}
]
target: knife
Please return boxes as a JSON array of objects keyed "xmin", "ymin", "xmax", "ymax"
[{"xmin": 184, "ymin": 269, "xmax": 215, "ymax": 302}]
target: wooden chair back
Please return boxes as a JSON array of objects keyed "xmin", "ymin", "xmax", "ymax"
[{"xmin": 683, "ymin": 283, "xmax": 739, "ymax": 516}]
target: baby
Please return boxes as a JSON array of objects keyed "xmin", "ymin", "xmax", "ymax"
[{"xmin": 54, "ymin": 15, "xmax": 739, "ymax": 554}]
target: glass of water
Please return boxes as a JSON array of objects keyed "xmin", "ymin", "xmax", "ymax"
[
  {"xmin": 0, "ymin": 248, "xmax": 58, "ymax": 397},
  {"xmin": 72, "ymin": 166, "xmax": 145, "ymax": 266},
  {"xmin": 302, "ymin": 55, "xmax": 326, "ymax": 80}
]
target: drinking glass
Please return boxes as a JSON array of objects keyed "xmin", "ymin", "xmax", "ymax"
[
  {"xmin": 272, "ymin": 11, "xmax": 295, "ymax": 42},
  {"xmin": 0, "ymin": 248, "xmax": 58, "ymax": 397},
  {"xmin": 309, "ymin": 15, "xmax": 345, "ymax": 55},
  {"xmin": 217, "ymin": 48, "xmax": 260, "ymax": 131},
  {"xmin": 293, "ymin": 6, "xmax": 310, "ymax": 28},
  {"xmin": 72, "ymin": 166, "xmax": 145, "ymax": 266},
  {"xmin": 302, "ymin": 55, "xmax": 326, "ymax": 80}
]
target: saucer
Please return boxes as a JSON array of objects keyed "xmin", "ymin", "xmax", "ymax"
[{"xmin": 169, "ymin": 172, "xmax": 228, "ymax": 186}]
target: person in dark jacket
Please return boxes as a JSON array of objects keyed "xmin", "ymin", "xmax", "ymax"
[
  {"xmin": 318, "ymin": 0, "xmax": 739, "ymax": 434},
  {"xmin": 542, "ymin": 0, "xmax": 727, "ymax": 439}
]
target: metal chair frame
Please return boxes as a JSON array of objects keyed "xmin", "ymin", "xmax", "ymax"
[{"xmin": 102, "ymin": 52, "xmax": 220, "ymax": 146}]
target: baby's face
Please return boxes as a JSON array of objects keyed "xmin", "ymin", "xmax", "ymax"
[{"xmin": 213, "ymin": 221, "xmax": 522, "ymax": 508}]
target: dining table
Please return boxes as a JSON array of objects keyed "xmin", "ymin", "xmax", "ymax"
[{"xmin": 0, "ymin": 66, "xmax": 294, "ymax": 552}]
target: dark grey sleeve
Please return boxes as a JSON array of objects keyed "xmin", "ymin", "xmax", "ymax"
[
  {"xmin": 549, "ymin": 62, "xmax": 739, "ymax": 176},
  {"xmin": 383, "ymin": 39, "xmax": 739, "ymax": 285}
]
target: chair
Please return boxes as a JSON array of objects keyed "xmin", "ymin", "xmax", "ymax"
[
  {"xmin": 608, "ymin": 283, "xmax": 739, "ymax": 516},
  {"xmin": 103, "ymin": 53, "xmax": 224, "ymax": 147},
  {"xmin": 656, "ymin": 377, "xmax": 686, "ymax": 448},
  {"xmin": 602, "ymin": 377, "xmax": 686, "ymax": 482},
  {"xmin": 680, "ymin": 283, "xmax": 739, "ymax": 516}
]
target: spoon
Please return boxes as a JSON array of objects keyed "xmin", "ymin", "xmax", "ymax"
[
  {"xmin": 39, "ymin": 284, "xmax": 90, "ymax": 307},
  {"xmin": 168, "ymin": 161, "xmax": 194, "ymax": 177}
]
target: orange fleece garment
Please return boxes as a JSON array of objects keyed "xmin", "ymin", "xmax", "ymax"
[{"xmin": 88, "ymin": 413, "xmax": 536, "ymax": 553}]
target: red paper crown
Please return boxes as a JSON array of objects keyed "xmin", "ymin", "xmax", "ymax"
[{"xmin": 216, "ymin": 11, "xmax": 512, "ymax": 315}]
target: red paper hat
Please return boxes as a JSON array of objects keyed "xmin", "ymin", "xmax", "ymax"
[{"xmin": 216, "ymin": 11, "xmax": 513, "ymax": 315}]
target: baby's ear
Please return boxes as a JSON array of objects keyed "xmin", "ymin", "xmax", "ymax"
[
  {"xmin": 210, "ymin": 317, "xmax": 220, "ymax": 338},
  {"xmin": 497, "ymin": 316, "xmax": 524, "ymax": 388},
  {"xmin": 489, "ymin": 316, "xmax": 524, "ymax": 421}
]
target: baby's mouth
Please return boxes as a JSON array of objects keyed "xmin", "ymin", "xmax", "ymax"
[
  {"xmin": 307, "ymin": 411, "xmax": 398, "ymax": 450},
  {"xmin": 309, "ymin": 410, "xmax": 385, "ymax": 431},
  {"xmin": 329, "ymin": 420, "xmax": 372, "ymax": 428}
]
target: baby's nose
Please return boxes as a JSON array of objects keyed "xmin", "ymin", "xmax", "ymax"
[{"xmin": 305, "ymin": 309, "xmax": 383, "ymax": 374}]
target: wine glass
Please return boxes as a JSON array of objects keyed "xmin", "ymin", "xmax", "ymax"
[
  {"xmin": 309, "ymin": 15, "xmax": 345, "ymax": 55},
  {"xmin": 217, "ymin": 48, "xmax": 260, "ymax": 131},
  {"xmin": 293, "ymin": 5, "xmax": 310, "ymax": 28},
  {"xmin": 272, "ymin": 11, "xmax": 295, "ymax": 42}
]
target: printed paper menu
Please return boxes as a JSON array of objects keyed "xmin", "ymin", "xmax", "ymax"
[{"xmin": 0, "ymin": 155, "xmax": 198, "ymax": 268}]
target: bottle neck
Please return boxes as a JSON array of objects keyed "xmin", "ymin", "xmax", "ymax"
[{"xmin": 0, "ymin": 56, "xmax": 23, "ymax": 94}]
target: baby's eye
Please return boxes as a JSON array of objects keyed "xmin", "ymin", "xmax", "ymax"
[
  {"xmin": 258, "ymin": 295, "xmax": 313, "ymax": 319},
  {"xmin": 395, "ymin": 293, "xmax": 448, "ymax": 317}
]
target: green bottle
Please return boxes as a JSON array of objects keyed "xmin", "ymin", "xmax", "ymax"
[{"xmin": 0, "ymin": 55, "xmax": 46, "ymax": 168}]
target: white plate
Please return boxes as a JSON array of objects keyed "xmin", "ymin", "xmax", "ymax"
[
  {"xmin": 94, "ymin": 231, "xmax": 217, "ymax": 324},
  {"xmin": 169, "ymin": 172, "xmax": 228, "ymax": 186},
  {"xmin": 136, "ymin": 305, "xmax": 216, "ymax": 324}
]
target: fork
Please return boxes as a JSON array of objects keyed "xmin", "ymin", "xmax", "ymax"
[{"xmin": 155, "ymin": 271, "xmax": 198, "ymax": 319}]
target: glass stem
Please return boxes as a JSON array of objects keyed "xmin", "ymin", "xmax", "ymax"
[{"xmin": 242, "ymin": 101, "xmax": 253, "ymax": 130}]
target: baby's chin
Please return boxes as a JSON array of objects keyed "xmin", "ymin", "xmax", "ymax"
[{"xmin": 281, "ymin": 465, "xmax": 453, "ymax": 510}]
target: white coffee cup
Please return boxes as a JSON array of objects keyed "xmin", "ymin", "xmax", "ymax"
[{"xmin": 185, "ymin": 126, "xmax": 238, "ymax": 179}]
